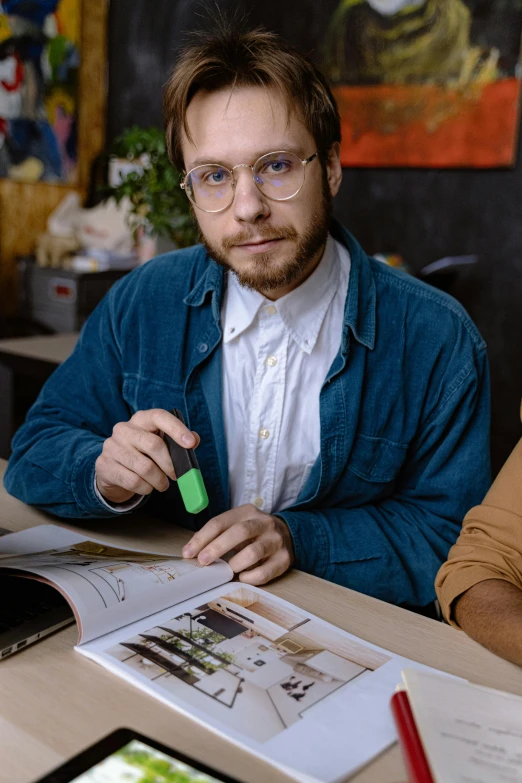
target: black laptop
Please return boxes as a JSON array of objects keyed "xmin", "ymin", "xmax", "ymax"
[{"xmin": 0, "ymin": 574, "xmax": 74, "ymax": 660}]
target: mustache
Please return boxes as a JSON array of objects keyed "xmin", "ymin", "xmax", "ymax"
[{"xmin": 222, "ymin": 226, "xmax": 298, "ymax": 250}]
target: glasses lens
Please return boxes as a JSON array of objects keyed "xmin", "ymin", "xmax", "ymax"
[
  {"xmin": 253, "ymin": 152, "xmax": 304, "ymax": 200},
  {"xmin": 185, "ymin": 165, "xmax": 233, "ymax": 212}
]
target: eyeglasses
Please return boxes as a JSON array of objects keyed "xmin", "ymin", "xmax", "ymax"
[{"xmin": 180, "ymin": 150, "xmax": 318, "ymax": 213}]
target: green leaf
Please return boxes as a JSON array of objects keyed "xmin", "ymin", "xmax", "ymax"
[{"xmin": 106, "ymin": 126, "xmax": 197, "ymax": 247}]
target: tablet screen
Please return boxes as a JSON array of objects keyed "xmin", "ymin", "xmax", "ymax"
[
  {"xmin": 71, "ymin": 738, "xmax": 225, "ymax": 782},
  {"xmin": 36, "ymin": 729, "xmax": 241, "ymax": 783}
]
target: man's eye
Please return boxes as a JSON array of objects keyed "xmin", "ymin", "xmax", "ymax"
[
  {"xmin": 260, "ymin": 160, "xmax": 292, "ymax": 176},
  {"xmin": 264, "ymin": 160, "xmax": 291, "ymax": 175},
  {"xmin": 206, "ymin": 169, "xmax": 228, "ymax": 185}
]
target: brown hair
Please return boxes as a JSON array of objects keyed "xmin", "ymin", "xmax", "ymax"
[{"xmin": 164, "ymin": 21, "xmax": 341, "ymax": 172}]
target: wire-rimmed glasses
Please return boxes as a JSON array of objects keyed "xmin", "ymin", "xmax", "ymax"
[{"xmin": 180, "ymin": 150, "xmax": 318, "ymax": 213}]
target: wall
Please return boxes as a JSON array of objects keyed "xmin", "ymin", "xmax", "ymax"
[{"xmin": 107, "ymin": 0, "xmax": 522, "ymax": 473}]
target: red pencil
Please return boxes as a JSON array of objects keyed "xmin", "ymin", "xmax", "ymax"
[{"xmin": 390, "ymin": 690, "xmax": 435, "ymax": 783}]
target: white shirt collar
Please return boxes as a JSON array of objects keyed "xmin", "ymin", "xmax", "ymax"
[
  {"xmin": 222, "ymin": 234, "xmax": 340, "ymax": 353},
  {"xmin": 222, "ymin": 274, "xmax": 265, "ymax": 344},
  {"xmin": 276, "ymin": 234, "xmax": 339, "ymax": 353}
]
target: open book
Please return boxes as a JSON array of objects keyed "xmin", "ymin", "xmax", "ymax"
[
  {"xmin": 0, "ymin": 524, "xmax": 233, "ymax": 643},
  {"xmin": 392, "ymin": 668, "xmax": 522, "ymax": 783},
  {"xmin": 0, "ymin": 524, "xmax": 437, "ymax": 783}
]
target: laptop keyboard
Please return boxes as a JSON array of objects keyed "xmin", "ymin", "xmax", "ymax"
[{"xmin": 0, "ymin": 576, "xmax": 71, "ymax": 634}]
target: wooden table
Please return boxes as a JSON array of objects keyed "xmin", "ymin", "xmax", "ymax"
[
  {"xmin": 1, "ymin": 459, "xmax": 521, "ymax": 783},
  {"xmin": 0, "ymin": 333, "xmax": 78, "ymax": 459}
]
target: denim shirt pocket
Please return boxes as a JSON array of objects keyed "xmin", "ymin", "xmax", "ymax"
[
  {"xmin": 122, "ymin": 374, "xmax": 185, "ymax": 415},
  {"xmin": 322, "ymin": 434, "xmax": 408, "ymax": 572},
  {"xmin": 348, "ymin": 433, "xmax": 408, "ymax": 484}
]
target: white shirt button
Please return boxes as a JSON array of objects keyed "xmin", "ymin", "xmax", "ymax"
[
  {"xmin": 253, "ymin": 496, "xmax": 264, "ymax": 508},
  {"xmin": 265, "ymin": 305, "xmax": 277, "ymax": 315},
  {"xmin": 259, "ymin": 428, "xmax": 270, "ymax": 439},
  {"xmin": 266, "ymin": 355, "xmax": 277, "ymax": 367}
]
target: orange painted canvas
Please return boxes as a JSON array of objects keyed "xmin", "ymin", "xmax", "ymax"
[{"xmin": 321, "ymin": 0, "xmax": 522, "ymax": 168}]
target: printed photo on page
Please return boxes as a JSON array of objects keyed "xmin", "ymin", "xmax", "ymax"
[{"xmin": 80, "ymin": 584, "xmax": 435, "ymax": 782}]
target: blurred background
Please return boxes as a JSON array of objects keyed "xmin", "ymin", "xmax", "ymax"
[{"xmin": 0, "ymin": 0, "xmax": 521, "ymax": 475}]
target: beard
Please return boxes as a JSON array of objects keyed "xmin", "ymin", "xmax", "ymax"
[{"xmin": 199, "ymin": 178, "xmax": 333, "ymax": 293}]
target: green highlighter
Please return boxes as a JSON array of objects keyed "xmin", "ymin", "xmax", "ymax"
[{"xmin": 165, "ymin": 409, "xmax": 209, "ymax": 514}]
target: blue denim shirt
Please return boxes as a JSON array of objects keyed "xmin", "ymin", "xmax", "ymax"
[{"xmin": 4, "ymin": 221, "xmax": 491, "ymax": 607}]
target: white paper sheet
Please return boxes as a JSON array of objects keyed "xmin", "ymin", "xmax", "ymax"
[{"xmin": 403, "ymin": 668, "xmax": 522, "ymax": 783}]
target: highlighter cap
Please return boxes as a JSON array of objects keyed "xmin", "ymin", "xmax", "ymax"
[
  {"xmin": 166, "ymin": 409, "xmax": 209, "ymax": 515},
  {"xmin": 177, "ymin": 468, "xmax": 209, "ymax": 515}
]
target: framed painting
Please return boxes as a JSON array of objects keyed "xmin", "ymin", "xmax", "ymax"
[{"xmin": 320, "ymin": 0, "xmax": 522, "ymax": 167}]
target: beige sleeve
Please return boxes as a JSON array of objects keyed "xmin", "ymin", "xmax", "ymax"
[{"xmin": 435, "ymin": 433, "xmax": 522, "ymax": 627}]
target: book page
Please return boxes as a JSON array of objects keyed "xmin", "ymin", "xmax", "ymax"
[
  {"xmin": 0, "ymin": 525, "xmax": 233, "ymax": 643},
  {"xmin": 403, "ymin": 668, "xmax": 522, "ymax": 783},
  {"xmin": 79, "ymin": 583, "xmax": 440, "ymax": 783}
]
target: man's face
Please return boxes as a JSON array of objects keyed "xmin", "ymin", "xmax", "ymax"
[{"xmin": 181, "ymin": 85, "xmax": 342, "ymax": 298}]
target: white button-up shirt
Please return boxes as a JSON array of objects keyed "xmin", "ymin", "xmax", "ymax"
[{"xmin": 221, "ymin": 234, "xmax": 350, "ymax": 513}]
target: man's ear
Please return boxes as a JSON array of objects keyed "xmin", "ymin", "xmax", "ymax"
[{"xmin": 326, "ymin": 142, "xmax": 342, "ymax": 198}]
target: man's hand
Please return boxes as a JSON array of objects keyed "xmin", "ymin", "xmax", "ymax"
[
  {"xmin": 95, "ymin": 409, "xmax": 200, "ymax": 504},
  {"xmin": 182, "ymin": 504, "xmax": 295, "ymax": 585}
]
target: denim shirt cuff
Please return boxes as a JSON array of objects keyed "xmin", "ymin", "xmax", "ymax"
[
  {"xmin": 70, "ymin": 439, "xmax": 121, "ymax": 517},
  {"xmin": 275, "ymin": 509, "xmax": 330, "ymax": 576}
]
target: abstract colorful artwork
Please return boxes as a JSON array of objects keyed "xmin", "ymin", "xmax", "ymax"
[
  {"xmin": 321, "ymin": 0, "xmax": 522, "ymax": 167},
  {"xmin": 0, "ymin": 0, "xmax": 80, "ymax": 183}
]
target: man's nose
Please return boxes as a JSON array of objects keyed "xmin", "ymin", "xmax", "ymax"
[{"xmin": 232, "ymin": 168, "xmax": 270, "ymax": 223}]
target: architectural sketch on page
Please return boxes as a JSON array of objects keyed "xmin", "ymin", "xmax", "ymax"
[
  {"xmin": 4, "ymin": 543, "xmax": 206, "ymax": 611},
  {"xmin": 0, "ymin": 526, "xmax": 233, "ymax": 643}
]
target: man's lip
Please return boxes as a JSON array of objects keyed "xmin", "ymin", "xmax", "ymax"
[{"xmin": 235, "ymin": 238, "xmax": 284, "ymax": 248}]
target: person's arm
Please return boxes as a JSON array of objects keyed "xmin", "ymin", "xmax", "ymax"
[
  {"xmin": 3, "ymin": 277, "xmax": 197, "ymax": 519},
  {"xmin": 436, "ymin": 434, "xmax": 522, "ymax": 648},
  {"xmin": 453, "ymin": 579, "xmax": 522, "ymax": 665}
]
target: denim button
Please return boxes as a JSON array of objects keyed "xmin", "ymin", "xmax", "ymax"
[{"xmin": 198, "ymin": 342, "xmax": 209, "ymax": 353}]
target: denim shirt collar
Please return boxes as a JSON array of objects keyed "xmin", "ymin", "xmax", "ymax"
[
  {"xmin": 330, "ymin": 220, "xmax": 376, "ymax": 352},
  {"xmin": 183, "ymin": 258, "xmax": 224, "ymax": 323},
  {"xmin": 183, "ymin": 219, "xmax": 376, "ymax": 352}
]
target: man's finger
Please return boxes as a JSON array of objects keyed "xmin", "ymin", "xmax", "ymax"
[
  {"xmin": 191, "ymin": 517, "xmax": 266, "ymax": 565},
  {"xmin": 238, "ymin": 549, "xmax": 291, "ymax": 585},
  {"xmin": 134, "ymin": 409, "xmax": 197, "ymax": 448},
  {"xmin": 198, "ymin": 517, "xmax": 266, "ymax": 564},
  {"xmin": 227, "ymin": 534, "xmax": 279, "ymax": 574},
  {"xmin": 110, "ymin": 427, "xmax": 177, "ymax": 481},
  {"xmin": 182, "ymin": 505, "xmax": 258, "ymax": 559}
]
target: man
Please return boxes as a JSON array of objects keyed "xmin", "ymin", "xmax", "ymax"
[
  {"xmin": 436, "ymin": 407, "xmax": 522, "ymax": 664},
  {"xmin": 4, "ymin": 23, "xmax": 490, "ymax": 610}
]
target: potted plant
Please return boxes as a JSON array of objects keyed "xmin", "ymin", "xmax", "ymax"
[{"xmin": 106, "ymin": 125, "xmax": 198, "ymax": 261}]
